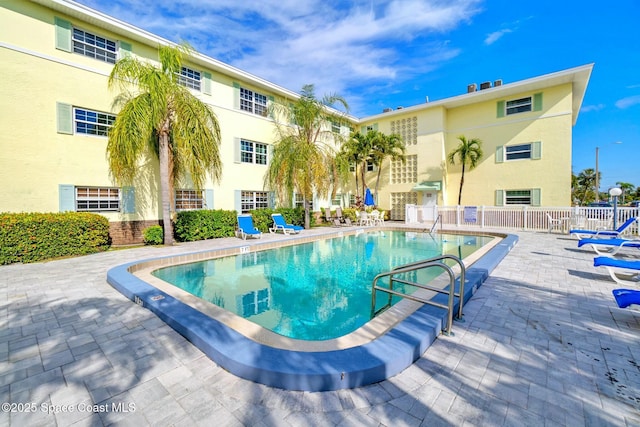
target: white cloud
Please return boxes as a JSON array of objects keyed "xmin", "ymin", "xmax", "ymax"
[
  {"xmin": 77, "ymin": 0, "xmax": 482, "ymax": 115},
  {"xmin": 615, "ymin": 95, "xmax": 640, "ymax": 109},
  {"xmin": 580, "ymin": 104, "xmax": 605, "ymax": 113},
  {"xmin": 484, "ymin": 29, "xmax": 512, "ymax": 45}
]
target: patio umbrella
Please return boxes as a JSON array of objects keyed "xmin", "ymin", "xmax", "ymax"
[{"xmin": 364, "ymin": 188, "xmax": 375, "ymax": 206}]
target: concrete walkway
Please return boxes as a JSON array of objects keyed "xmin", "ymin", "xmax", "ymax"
[{"xmin": 0, "ymin": 228, "xmax": 638, "ymax": 426}]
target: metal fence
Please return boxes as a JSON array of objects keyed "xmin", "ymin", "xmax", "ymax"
[{"xmin": 405, "ymin": 204, "xmax": 640, "ymax": 236}]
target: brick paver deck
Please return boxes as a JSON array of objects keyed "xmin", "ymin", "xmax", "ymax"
[{"xmin": 0, "ymin": 228, "xmax": 638, "ymax": 426}]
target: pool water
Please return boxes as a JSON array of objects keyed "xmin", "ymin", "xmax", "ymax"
[{"xmin": 152, "ymin": 231, "xmax": 493, "ymax": 340}]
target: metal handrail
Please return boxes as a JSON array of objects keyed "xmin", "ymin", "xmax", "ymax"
[
  {"xmin": 370, "ymin": 257, "xmax": 461, "ymax": 336},
  {"xmin": 430, "ymin": 214, "xmax": 441, "ymax": 234},
  {"xmin": 392, "ymin": 254, "xmax": 466, "ymax": 320}
]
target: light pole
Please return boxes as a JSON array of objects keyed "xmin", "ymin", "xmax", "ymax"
[
  {"xmin": 609, "ymin": 187, "xmax": 622, "ymax": 229},
  {"xmin": 595, "ymin": 146, "xmax": 599, "ymax": 202}
]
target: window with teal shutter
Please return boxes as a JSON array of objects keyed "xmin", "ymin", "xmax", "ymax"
[
  {"xmin": 203, "ymin": 72, "xmax": 212, "ymax": 95},
  {"xmin": 56, "ymin": 102, "xmax": 73, "ymax": 134},
  {"xmin": 531, "ymin": 141, "xmax": 542, "ymax": 159},
  {"xmin": 495, "ymin": 190, "xmax": 504, "ymax": 206},
  {"xmin": 495, "ymin": 146, "xmax": 504, "ymax": 163},
  {"xmin": 54, "ymin": 17, "xmax": 72, "ymax": 52},
  {"xmin": 233, "ymin": 82, "xmax": 240, "ymax": 109},
  {"xmin": 496, "ymin": 100, "xmax": 505, "ymax": 118},
  {"xmin": 119, "ymin": 41, "xmax": 132, "ymax": 58},
  {"xmin": 122, "ymin": 186, "xmax": 135, "ymax": 214},
  {"xmin": 205, "ymin": 189, "xmax": 214, "ymax": 209},
  {"xmin": 533, "ymin": 93, "xmax": 543, "ymax": 111},
  {"xmin": 531, "ymin": 188, "xmax": 541, "ymax": 206},
  {"xmin": 59, "ymin": 184, "xmax": 75, "ymax": 211}
]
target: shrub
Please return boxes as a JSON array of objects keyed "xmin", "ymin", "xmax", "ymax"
[
  {"xmin": 250, "ymin": 207, "xmax": 308, "ymax": 232},
  {"xmin": 142, "ymin": 225, "xmax": 163, "ymax": 245},
  {"xmin": 0, "ymin": 212, "xmax": 110, "ymax": 264},
  {"xmin": 174, "ymin": 209, "xmax": 237, "ymax": 241}
]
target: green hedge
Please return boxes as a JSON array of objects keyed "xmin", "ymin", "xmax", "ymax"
[
  {"xmin": 0, "ymin": 212, "xmax": 110, "ymax": 264},
  {"xmin": 174, "ymin": 207, "xmax": 310, "ymax": 242}
]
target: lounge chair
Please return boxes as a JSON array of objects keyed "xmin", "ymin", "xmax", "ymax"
[
  {"xmin": 236, "ymin": 214, "xmax": 262, "ymax": 240},
  {"xmin": 593, "ymin": 256, "xmax": 640, "ymax": 286},
  {"xmin": 570, "ymin": 216, "xmax": 637, "ymax": 239},
  {"xmin": 612, "ymin": 289, "xmax": 640, "ymax": 308},
  {"xmin": 577, "ymin": 237, "xmax": 640, "ymax": 256},
  {"xmin": 270, "ymin": 213, "xmax": 303, "ymax": 235}
]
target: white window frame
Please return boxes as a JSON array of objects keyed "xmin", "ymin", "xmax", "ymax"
[
  {"xmin": 506, "ymin": 97, "xmax": 532, "ymax": 115},
  {"xmin": 75, "ymin": 187, "xmax": 120, "ymax": 212},
  {"xmin": 505, "ymin": 143, "xmax": 532, "ymax": 160},
  {"xmin": 505, "ymin": 190, "xmax": 532, "ymax": 205},
  {"xmin": 240, "ymin": 87, "xmax": 268, "ymax": 116},
  {"xmin": 240, "ymin": 139, "xmax": 268, "ymax": 165},
  {"xmin": 177, "ymin": 66, "xmax": 201, "ymax": 91},
  {"xmin": 175, "ymin": 189, "xmax": 204, "ymax": 210},
  {"xmin": 241, "ymin": 191, "xmax": 269, "ymax": 213},
  {"xmin": 72, "ymin": 27, "xmax": 117, "ymax": 64},
  {"xmin": 74, "ymin": 108, "xmax": 116, "ymax": 137}
]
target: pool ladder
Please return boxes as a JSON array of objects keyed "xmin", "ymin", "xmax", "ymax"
[{"xmin": 370, "ymin": 254, "xmax": 466, "ymax": 336}]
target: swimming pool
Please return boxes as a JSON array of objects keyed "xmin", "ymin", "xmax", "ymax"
[
  {"xmin": 107, "ymin": 227, "xmax": 518, "ymax": 391},
  {"xmin": 151, "ymin": 231, "xmax": 493, "ymax": 340}
]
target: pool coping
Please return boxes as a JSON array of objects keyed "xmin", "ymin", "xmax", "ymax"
[{"xmin": 106, "ymin": 228, "xmax": 518, "ymax": 391}]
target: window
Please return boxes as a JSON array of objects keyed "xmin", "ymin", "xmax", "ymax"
[
  {"xmin": 240, "ymin": 140, "xmax": 267, "ymax": 165},
  {"xmin": 76, "ymin": 187, "xmax": 119, "ymax": 211},
  {"xmin": 241, "ymin": 191, "xmax": 269, "ymax": 212},
  {"xmin": 366, "ymin": 160, "xmax": 375, "ymax": 172},
  {"xmin": 331, "ymin": 121, "xmax": 341, "ymax": 133},
  {"xmin": 175, "ymin": 189, "xmax": 204, "ymax": 210},
  {"xmin": 72, "ymin": 28, "xmax": 117, "ymax": 64},
  {"xmin": 240, "ymin": 87, "xmax": 268, "ymax": 116},
  {"xmin": 505, "ymin": 144, "xmax": 532, "ymax": 160},
  {"xmin": 390, "ymin": 192, "xmax": 417, "ymax": 221},
  {"xmin": 294, "ymin": 193, "xmax": 313, "ymax": 210},
  {"xmin": 505, "ymin": 190, "xmax": 532, "ymax": 205},
  {"xmin": 390, "ymin": 116, "xmax": 417, "ymax": 145},
  {"xmin": 506, "ymin": 97, "xmax": 532, "ymax": 115},
  {"xmin": 74, "ymin": 108, "xmax": 115, "ymax": 136},
  {"xmin": 240, "ymin": 288, "xmax": 270, "ymax": 317},
  {"xmin": 177, "ymin": 66, "xmax": 201, "ymax": 91}
]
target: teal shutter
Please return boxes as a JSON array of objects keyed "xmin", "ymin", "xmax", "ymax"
[
  {"xmin": 531, "ymin": 141, "xmax": 542, "ymax": 159},
  {"xmin": 373, "ymin": 123, "xmax": 378, "ymax": 131},
  {"xmin": 57, "ymin": 102, "xmax": 73, "ymax": 134},
  {"xmin": 59, "ymin": 184, "xmax": 75, "ymax": 211},
  {"xmin": 267, "ymin": 144, "xmax": 273, "ymax": 164},
  {"xmin": 496, "ymin": 101, "xmax": 505, "ymax": 118},
  {"xmin": 204, "ymin": 189, "xmax": 214, "ymax": 209},
  {"xmin": 54, "ymin": 17, "xmax": 72, "ymax": 52},
  {"xmin": 203, "ymin": 72, "xmax": 212, "ymax": 95},
  {"xmin": 267, "ymin": 95, "xmax": 275, "ymax": 118},
  {"xmin": 360, "ymin": 126, "xmax": 367, "ymax": 133},
  {"xmin": 533, "ymin": 93, "xmax": 543, "ymax": 111},
  {"xmin": 121, "ymin": 186, "xmax": 135, "ymax": 214},
  {"xmin": 495, "ymin": 146, "xmax": 504, "ymax": 163},
  {"xmin": 495, "ymin": 190, "xmax": 504, "ymax": 206},
  {"xmin": 234, "ymin": 190, "xmax": 242, "ymax": 213},
  {"xmin": 269, "ymin": 192, "xmax": 275, "ymax": 209},
  {"xmin": 233, "ymin": 82, "xmax": 240, "ymax": 109},
  {"xmin": 234, "ymin": 137, "xmax": 241, "ymax": 163},
  {"xmin": 119, "ymin": 41, "xmax": 132, "ymax": 58},
  {"xmin": 531, "ymin": 188, "xmax": 541, "ymax": 206}
]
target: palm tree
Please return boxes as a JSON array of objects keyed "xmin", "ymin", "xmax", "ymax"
[
  {"xmin": 338, "ymin": 131, "xmax": 374, "ymax": 200},
  {"xmin": 370, "ymin": 132, "xmax": 405, "ymax": 204},
  {"xmin": 615, "ymin": 182, "xmax": 635, "ymax": 204},
  {"xmin": 576, "ymin": 168, "xmax": 598, "ymax": 205},
  {"xmin": 106, "ymin": 43, "xmax": 222, "ymax": 245},
  {"xmin": 447, "ymin": 135, "xmax": 483, "ymax": 205},
  {"xmin": 265, "ymin": 84, "xmax": 349, "ymax": 229}
]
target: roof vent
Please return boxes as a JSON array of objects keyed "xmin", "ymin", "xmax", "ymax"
[
  {"xmin": 494, "ymin": 79, "xmax": 503, "ymax": 87},
  {"xmin": 480, "ymin": 81, "xmax": 491, "ymax": 90},
  {"xmin": 396, "ymin": 106, "xmax": 403, "ymax": 110},
  {"xmin": 425, "ymin": 96, "xmax": 429, "ymax": 103},
  {"xmin": 467, "ymin": 83, "xmax": 477, "ymax": 93},
  {"xmin": 383, "ymin": 107, "xmax": 392, "ymax": 113}
]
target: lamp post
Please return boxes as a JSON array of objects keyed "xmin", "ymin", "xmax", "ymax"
[
  {"xmin": 595, "ymin": 147, "xmax": 599, "ymax": 202},
  {"xmin": 609, "ymin": 187, "xmax": 622, "ymax": 229}
]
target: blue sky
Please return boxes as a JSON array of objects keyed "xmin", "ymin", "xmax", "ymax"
[{"xmin": 77, "ymin": 0, "xmax": 640, "ymax": 192}]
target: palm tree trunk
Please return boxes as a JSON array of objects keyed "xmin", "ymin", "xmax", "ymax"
[
  {"xmin": 159, "ymin": 130, "xmax": 175, "ymax": 245},
  {"xmin": 304, "ymin": 197, "xmax": 310, "ymax": 229},
  {"xmin": 458, "ymin": 163, "xmax": 465, "ymax": 205},
  {"xmin": 375, "ymin": 167, "xmax": 382, "ymax": 206}
]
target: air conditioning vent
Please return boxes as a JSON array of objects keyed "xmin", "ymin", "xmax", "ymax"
[
  {"xmin": 480, "ymin": 81, "xmax": 491, "ymax": 90},
  {"xmin": 494, "ymin": 79, "xmax": 503, "ymax": 87},
  {"xmin": 467, "ymin": 83, "xmax": 477, "ymax": 93}
]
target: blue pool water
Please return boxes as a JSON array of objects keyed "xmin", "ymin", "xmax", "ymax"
[{"xmin": 152, "ymin": 231, "xmax": 493, "ymax": 340}]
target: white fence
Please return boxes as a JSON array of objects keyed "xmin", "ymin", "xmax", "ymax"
[{"xmin": 405, "ymin": 204, "xmax": 640, "ymax": 236}]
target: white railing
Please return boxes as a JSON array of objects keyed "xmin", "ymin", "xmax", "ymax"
[{"xmin": 405, "ymin": 205, "xmax": 639, "ymax": 236}]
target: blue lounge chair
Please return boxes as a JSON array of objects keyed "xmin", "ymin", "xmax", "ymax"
[
  {"xmin": 270, "ymin": 213, "xmax": 303, "ymax": 235},
  {"xmin": 577, "ymin": 237, "xmax": 640, "ymax": 256},
  {"xmin": 612, "ymin": 289, "xmax": 640, "ymax": 308},
  {"xmin": 236, "ymin": 214, "xmax": 262, "ymax": 240},
  {"xmin": 594, "ymin": 256, "xmax": 640, "ymax": 286},
  {"xmin": 570, "ymin": 216, "xmax": 637, "ymax": 239}
]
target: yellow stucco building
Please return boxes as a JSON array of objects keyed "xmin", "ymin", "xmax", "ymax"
[{"xmin": 0, "ymin": 0, "xmax": 592, "ymax": 243}]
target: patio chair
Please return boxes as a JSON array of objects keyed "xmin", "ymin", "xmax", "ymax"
[
  {"xmin": 335, "ymin": 207, "xmax": 346, "ymax": 223},
  {"xmin": 358, "ymin": 211, "xmax": 373, "ymax": 226},
  {"xmin": 570, "ymin": 216, "xmax": 637, "ymax": 239},
  {"xmin": 593, "ymin": 256, "xmax": 640, "ymax": 286},
  {"xmin": 612, "ymin": 289, "xmax": 640, "ymax": 309},
  {"xmin": 236, "ymin": 214, "xmax": 262, "ymax": 240},
  {"xmin": 545, "ymin": 213, "xmax": 562, "ymax": 233},
  {"xmin": 270, "ymin": 213, "xmax": 303, "ymax": 235},
  {"xmin": 577, "ymin": 237, "xmax": 640, "ymax": 256}
]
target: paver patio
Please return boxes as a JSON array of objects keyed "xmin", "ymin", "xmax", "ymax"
[{"xmin": 0, "ymin": 227, "xmax": 638, "ymax": 426}]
